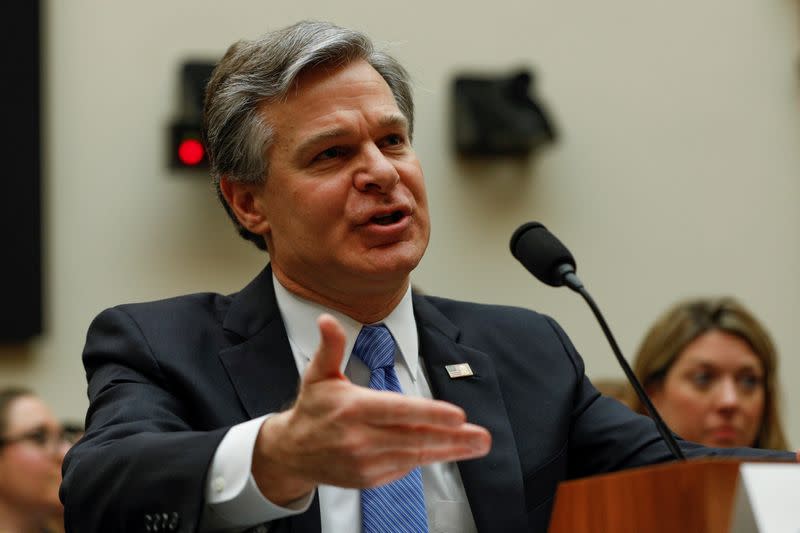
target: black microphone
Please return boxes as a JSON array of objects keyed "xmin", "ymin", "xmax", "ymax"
[{"xmin": 510, "ymin": 221, "xmax": 685, "ymax": 461}]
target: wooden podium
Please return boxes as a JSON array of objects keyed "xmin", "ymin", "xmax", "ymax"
[{"xmin": 548, "ymin": 459, "xmax": 744, "ymax": 533}]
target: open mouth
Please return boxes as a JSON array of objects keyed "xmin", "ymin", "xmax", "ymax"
[{"xmin": 371, "ymin": 210, "xmax": 405, "ymax": 226}]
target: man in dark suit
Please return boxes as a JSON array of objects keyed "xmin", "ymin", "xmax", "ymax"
[{"xmin": 60, "ymin": 20, "xmax": 795, "ymax": 533}]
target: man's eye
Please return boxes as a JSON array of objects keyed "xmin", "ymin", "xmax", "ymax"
[
  {"xmin": 315, "ymin": 147, "xmax": 346, "ymax": 161},
  {"xmin": 382, "ymin": 134, "xmax": 404, "ymax": 147}
]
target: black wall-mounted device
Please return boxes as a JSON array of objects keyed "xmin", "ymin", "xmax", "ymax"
[
  {"xmin": 169, "ymin": 61, "xmax": 216, "ymax": 170},
  {"xmin": 453, "ymin": 70, "xmax": 557, "ymax": 157}
]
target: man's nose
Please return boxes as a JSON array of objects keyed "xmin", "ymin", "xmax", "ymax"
[{"xmin": 353, "ymin": 144, "xmax": 400, "ymax": 193}]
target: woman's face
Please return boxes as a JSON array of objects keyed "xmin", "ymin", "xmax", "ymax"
[
  {"xmin": 649, "ymin": 330, "xmax": 766, "ymax": 448},
  {"xmin": 0, "ymin": 395, "xmax": 68, "ymax": 515}
]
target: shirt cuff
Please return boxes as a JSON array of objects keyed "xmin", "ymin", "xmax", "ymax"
[{"xmin": 203, "ymin": 415, "xmax": 314, "ymax": 527}]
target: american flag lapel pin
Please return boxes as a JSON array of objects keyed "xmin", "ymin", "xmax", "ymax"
[{"xmin": 445, "ymin": 363, "xmax": 474, "ymax": 379}]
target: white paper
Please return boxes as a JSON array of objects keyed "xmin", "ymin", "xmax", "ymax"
[{"xmin": 730, "ymin": 463, "xmax": 800, "ymax": 533}]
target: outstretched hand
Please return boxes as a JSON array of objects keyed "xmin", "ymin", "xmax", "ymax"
[{"xmin": 251, "ymin": 314, "xmax": 492, "ymax": 505}]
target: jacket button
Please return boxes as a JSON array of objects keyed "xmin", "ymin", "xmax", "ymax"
[{"xmin": 168, "ymin": 511, "xmax": 180, "ymax": 530}]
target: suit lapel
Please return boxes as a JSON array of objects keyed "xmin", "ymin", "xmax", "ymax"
[
  {"xmin": 218, "ymin": 265, "xmax": 322, "ymax": 533},
  {"xmin": 414, "ymin": 295, "xmax": 528, "ymax": 533},
  {"xmin": 219, "ymin": 265, "xmax": 302, "ymax": 419},
  {"xmin": 219, "ymin": 317, "xmax": 301, "ymax": 419}
]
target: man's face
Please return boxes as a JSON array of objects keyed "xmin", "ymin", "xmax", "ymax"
[{"xmin": 254, "ymin": 59, "xmax": 430, "ymax": 299}]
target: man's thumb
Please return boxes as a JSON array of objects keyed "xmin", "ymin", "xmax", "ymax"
[{"xmin": 303, "ymin": 313, "xmax": 348, "ymax": 384}]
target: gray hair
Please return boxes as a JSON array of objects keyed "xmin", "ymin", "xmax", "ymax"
[{"xmin": 203, "ymin": 20, "xmax": 415, "ymax": 250}]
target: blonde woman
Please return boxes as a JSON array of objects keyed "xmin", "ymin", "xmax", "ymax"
[{"xmin": 629, "ymin": 297, "xmax": 787, "ymax": 449}]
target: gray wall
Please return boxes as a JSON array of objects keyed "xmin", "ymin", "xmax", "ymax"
[{"xmin": 1, "ymin": 0, "xmax": 797, "ymax": 447}]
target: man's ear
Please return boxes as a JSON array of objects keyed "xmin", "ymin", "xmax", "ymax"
[{"xmin": 219, "ymin": 176, "xmax": 270, "ymax": 235}]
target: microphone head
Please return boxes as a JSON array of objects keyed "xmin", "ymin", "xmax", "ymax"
[{"xmin": 510, "ymin": 221, "xmax": 577, "ymax": 287}]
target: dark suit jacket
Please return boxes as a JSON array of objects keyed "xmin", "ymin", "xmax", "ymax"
[{"xmin": 61, "ymin": 265, "xmax": 790, "ymax": 532}]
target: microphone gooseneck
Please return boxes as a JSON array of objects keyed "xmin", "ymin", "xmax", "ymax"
[{"xmin": 510, "ymin": 221, "xmax": 685, "ymax": 462}]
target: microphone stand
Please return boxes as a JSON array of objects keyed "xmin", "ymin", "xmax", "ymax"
[{"xmin": 559, "ymin": 266, "xmax": 686, "ymax": 461}]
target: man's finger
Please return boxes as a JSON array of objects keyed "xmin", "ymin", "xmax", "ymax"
[
  {"xmin": 318, "ymin": 439, "xmax": 492, "ymax": 489},
  {"xmin": 303, "ymin": 313, "xmax": 348, "ymax": 385},
  {"xmin": 345, "ymin": 387, "xmax": 468, "ymax": 427},
  {"xmin": 349, "ymin": 422, "xmax": 492, "ymax": 457}
]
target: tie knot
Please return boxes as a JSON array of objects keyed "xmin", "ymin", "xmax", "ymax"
[{"xmin": 353, "ymin": 325, "xmax": 396, "ymax": 372}]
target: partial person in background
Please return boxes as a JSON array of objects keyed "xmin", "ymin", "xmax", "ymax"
[
  {"xmin": 0, "ymin": 387, "xmax": 73, "ymax": 533},
  {"xmin": 628, "ymin": 297, "xmax": 787, "ymax": 449},
  {"xmin": 43, "ymin": 423, "xmax": 83, "ymax": 533}
]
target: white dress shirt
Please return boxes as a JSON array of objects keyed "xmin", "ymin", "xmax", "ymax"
[{"xmin": 201, "ymin": 275, "xmax": 477, "ymax": 533}]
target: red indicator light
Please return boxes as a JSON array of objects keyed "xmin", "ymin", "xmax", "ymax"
[{"xmin": 178, "ymin": 138, "xmax": 204, "ymax": 166}]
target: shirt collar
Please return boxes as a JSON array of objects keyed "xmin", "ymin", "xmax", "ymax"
[{"xmin": 272, "ymin": 274, "xmax": 419, "ymax": 380}]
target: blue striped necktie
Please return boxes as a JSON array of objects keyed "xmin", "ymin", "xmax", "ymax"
[{"xmin": 352, "ymin": 325, "xmax": 429, "ymax": 533}]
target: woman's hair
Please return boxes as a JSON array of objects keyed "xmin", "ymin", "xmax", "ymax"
[
  {"xmin": 628, "ymin": 297, "xmax": 787, "ymax": 450},
  {"xmin": 0, "ymin": 386, "xmax": 34, "ymax": 436}
]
